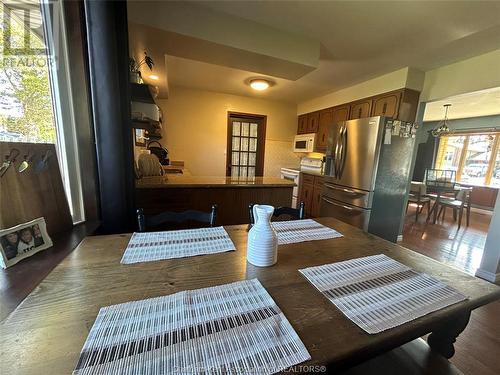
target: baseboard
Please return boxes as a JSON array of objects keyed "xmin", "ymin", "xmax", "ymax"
[
  {"xmin": 475, "ymin": 268, "xmax": 500, "ymax": 283},
  {"xmin": 397, "ymin": 235, "xmax": 403, "ymax": 242},
  {"xmin": 471, "ymin": 207, "xmax": 493, "ymax": 215}
]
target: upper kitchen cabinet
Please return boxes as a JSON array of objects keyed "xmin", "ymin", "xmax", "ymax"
[
  {"xmin": 316, "ymin": 108, "xmax": 333, "ymax": 151},
  {"xmin": 371, "ymin": 91, "xmax": 401, "ymax": 119},
  {"xmin": 306, "ymin": 111, "xmax": 320, "ymax": 133},
  {"xmin": 370, "ymin": 88, "xmax": 420, "ymax": 122},
  {"xmin": 349, "ymin": 99, "xmax": 372, "ymax": 120},
  {"xmin": 332, "ymin": 104, "xmax": 350, "ymax": 124},
  {"xmin": 397, "ymin": 89, "xmax": 421, "ymax": 123},
  {"xmin": 297, "ymin": 114, "xmax": 308, "ymax": 134}
]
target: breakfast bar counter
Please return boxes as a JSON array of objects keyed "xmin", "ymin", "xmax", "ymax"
[
  {"xmin": 136, "ymin": 175, "xmax": 295, "ymax": 189},
  {"xmin": 135, "ymin": 175, "xmax": 294, "ymax": 225}
]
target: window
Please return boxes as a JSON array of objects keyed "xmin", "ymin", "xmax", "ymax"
[
  {"xmin": 1, "ymin": 1, "xmax": 84, "ymax": 222},
  {"xmin": 435, "ymin": 133, "xmax": 500, "ymax": 187}
]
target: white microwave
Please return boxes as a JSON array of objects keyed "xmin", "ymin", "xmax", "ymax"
[{"xmin": 293, "ymin": 133, "xmax": 316, "ymax": 153}]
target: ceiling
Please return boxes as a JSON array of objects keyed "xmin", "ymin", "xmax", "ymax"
[
  {"xmin": 423, "ymin": 87, "xmax": 500, "ymax": 121},
  {"xmin": 128, "ymin": 1, "xmax": 500, "ymax": 103}
]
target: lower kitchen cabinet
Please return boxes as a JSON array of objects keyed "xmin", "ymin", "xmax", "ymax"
[{"xmin": 299, "ymin": 173, "xmax": 324, "ymax": 217}]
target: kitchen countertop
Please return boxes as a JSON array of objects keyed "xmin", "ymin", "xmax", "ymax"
[{"xmin": 136, "ymin": 175, "xmax": 295, "ymax": 188}]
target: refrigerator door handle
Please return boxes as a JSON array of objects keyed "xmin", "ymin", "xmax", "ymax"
[
  {"xmin": 334, "ymin": 126, "xmax": 344, "ymax": 179},
  {"xmin": 321, "ymin": 197, "xmax": 365, "ymax": 212},
  {"xmin": 340, "ymin": 125, "xmax": 348, "ymax": 179},
  {"xmin": 324, "ymin": 183, "xmax": 364, "ymax": 196},
  {"xmin": 333, "ymin": 126, "xmax": 342, "ymax": 178}
]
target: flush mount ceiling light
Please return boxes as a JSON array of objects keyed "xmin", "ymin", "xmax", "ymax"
[
  {"xmin": 431, "ymin": 104, "xmax": 452, "ymax": 137},
  {"xmin": 149, "ymin": 74, "xmax": 159, "ymax": 80},
  {"xmin": 248, "ymin": 78, "xmax": 274, "ymax": 91}
]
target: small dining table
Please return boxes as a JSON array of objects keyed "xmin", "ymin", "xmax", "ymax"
[{"xmin": 1, "ymin": 217, "xmax": 499, "ymax": 374}]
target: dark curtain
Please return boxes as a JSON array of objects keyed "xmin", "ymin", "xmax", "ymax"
[{"xmin": 84, "ymin": 0, "xmax": 135, "ymax": 233}]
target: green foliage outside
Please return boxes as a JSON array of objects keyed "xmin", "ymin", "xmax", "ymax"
[{"xmin": 0, "ymin": 2, "xmax": 56, "ymax": 143}]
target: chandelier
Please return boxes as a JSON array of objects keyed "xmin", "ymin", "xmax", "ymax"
[{"xmin": 431, "ymin": 104, "xmax": 452, "ymax": 137}]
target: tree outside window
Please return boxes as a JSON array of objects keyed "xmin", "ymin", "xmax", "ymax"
[{"xmin": 0, "ymin": 2, "xmax": 57, "ymax": 143}]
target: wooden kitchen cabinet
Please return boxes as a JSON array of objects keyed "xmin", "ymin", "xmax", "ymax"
[
  {"xmin": 349, "ymin": 99, "xmax": 373, "ymax": 120},
  {"xmin": 316, "ymin": 109, "xmax": 333, "ymax": 151},
  {"xmin": 306, "ymin": 111, "xmax": 320, "ymax": 133},
  {"xmin": 299, "ymin": 173, "xmax": 324, "ymax": 217},
  {"xmin": 299, "ymin": 180, "xmax": 314, "ymax": 216},
  {"xmin": 296, "ymin": 88, "xmax": 420, "ymax": 138},
  {"xmin": 332, "ymin": 104, "xmax": 350, "ymax": 124},
  {"xmin": 310, "ymin": 176, "xmax": 324, "ymax": 217},
  {"xmin": 297, "ymin": 114, "xmax": 308, "ymax": 134},
  {"xmin": 371, "ymin": 91, "xmax": 401, "ymax": 119}
]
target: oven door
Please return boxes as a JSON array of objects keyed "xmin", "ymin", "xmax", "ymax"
[
  {"xmin": 320, "ymin": 196, "xmax": 370, "ymax": 230},
  {"xmin": 280, "ymin": 171, "xmax": 299, "ymax": 198}
]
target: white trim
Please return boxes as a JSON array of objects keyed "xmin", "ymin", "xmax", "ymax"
[
  {"xmin": 397, "ymin": 235, "xmax": 403, "ymax": 242},
  {"xmin": 40, "ymin": 0, "xmax": 85, "ymax": 223},
  {"xmin": 475, "ymin": 268, "xmax": 500, "ymax": 283}
]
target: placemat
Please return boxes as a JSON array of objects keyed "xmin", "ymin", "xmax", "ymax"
[
  {"xmin": 121, "ymin": 226, "xmax": 236, "ymax": 264},
  {"xmin": 272, "ymin": 219, "xmax": 343, "ymax": 245},
  {"xmin": 73, "ymin": 279, "xmax": 310, "ymax": 375},
  {"xmin": 299, "ymin": 254, "xmax": 467, "ymax": 334}
]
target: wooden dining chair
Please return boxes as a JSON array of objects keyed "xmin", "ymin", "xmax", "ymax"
[
  {"xmin": 406, "ymin": 182, "xmax": 431, "ymax": 222},
  {"xmin": 248, "ymin": 202, "xmax": 305, "ymax": 225},
  {"xmin": 437, "ymin": 188, "xmax": 472, "ymax": 229},
  {"xmin": 137, "ymin": 205, "xmax": 217, "ymax": 231}
]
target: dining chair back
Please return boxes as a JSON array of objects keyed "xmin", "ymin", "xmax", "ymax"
[
  {"xmin": 406, "ymin": 181, "xmax": 431, "ymax": 222},
  {"xmin": 137, "ymin": 205, "xmax": 217, "ymax": 231},
  {"xmin": 425, "ymin": 169, "xmax": 456, "ymax": 190},
  {"xmin": 437, "ymin": 187, "xmax": 472, "ymax": 229},
  {"xmin": 248, "ymin": 202, "xmax": 305, "ymax": 225}
]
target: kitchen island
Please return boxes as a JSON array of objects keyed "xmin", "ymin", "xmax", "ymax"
[{"xmin": 136, "ymin": 175, "xmax": 294, "ymax": 225}]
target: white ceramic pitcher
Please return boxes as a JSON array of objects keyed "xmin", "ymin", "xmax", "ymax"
[{"xmin": 247, "ymin": 205, "xmax": 278, "ymax": 267}]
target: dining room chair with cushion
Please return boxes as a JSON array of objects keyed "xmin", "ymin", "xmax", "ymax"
[
  {"xmin": 437, "ymin": 187, "xmax": 472, "ymax": 229},
  {"xmin": 137, "ymin": 205, "xmax": 217, "ymax": 231},
  {"xmin": 406, "ymin": 181, "xmax": 431, "ymax": 222},
  {"xmin": 248, "ymin": 202, "xmax": 305, "ymax": 226}
]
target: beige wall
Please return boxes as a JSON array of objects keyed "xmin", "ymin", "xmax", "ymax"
[
  {"xmin": 421, "ymin": 49, "xmax": 500, "ymax": 102},
  {"xmin": 297, "ymin": 67, "xmax": 425, "ymax": 114},
  {"xmin": 157, "ymin": 86, "xmax": 300, "ymax": 177}
]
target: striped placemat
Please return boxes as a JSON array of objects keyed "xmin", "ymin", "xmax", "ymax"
[
  {"xmin": 272, "ymin": 219, "xmax": 343, "ymax": 245},
  {"xmin": 299, "ymin": 254, "xmax": 467, "ymax": 334},
  {"xmin": 73, "ymin": 279, "xmax": 310, "ymax": 375},
  {"xmin": 121, "ymin": 227, "xmax": 236, "ymax": 264}
]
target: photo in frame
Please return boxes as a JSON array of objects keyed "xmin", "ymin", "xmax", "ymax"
[{"xmin": 0, "ymin": 217, "xmax": 53, "ymax": 269}]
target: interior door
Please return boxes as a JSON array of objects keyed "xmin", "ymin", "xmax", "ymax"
[
  {"xmin": 226, "ymin": 113, "xmax": 266, "ymax": 177},
  {"xmin": 333, "ymin": 117, "xmax": 384, "ymax": 191}
]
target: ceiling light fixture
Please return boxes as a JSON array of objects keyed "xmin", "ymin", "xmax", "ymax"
[
  {"xmin": 249, "ymin": 79, "xmax": 270, "ymax": 91},
  {"xmin": 431, "ymin": 104, "xmax": 452, "ymax": 137},
  {"xmin": 149, "ymin": 74, "xmax": 159, "ymax": 80}
]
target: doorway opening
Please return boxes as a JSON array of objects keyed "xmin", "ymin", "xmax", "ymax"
[{"xmin": 226, "ymin": 112, "xmax": 266, "ymax": 177}]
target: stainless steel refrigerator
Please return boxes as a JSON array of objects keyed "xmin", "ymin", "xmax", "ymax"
[{"xmin": 320, "ymin": 116, "xmax": 415, "ymax": 242}]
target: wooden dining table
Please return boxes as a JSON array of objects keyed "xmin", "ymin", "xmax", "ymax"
[{"xmin": 1, "ymin": 217, "xmax": 499, "ymax": 374}]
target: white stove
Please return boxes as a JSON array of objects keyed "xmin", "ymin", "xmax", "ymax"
[{"xmin": 280, "ymin": 157, "xmax": 324, "ymax": 208}]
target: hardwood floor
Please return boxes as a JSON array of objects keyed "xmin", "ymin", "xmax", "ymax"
[{"xmin": 402, "ymin": 204, "xmax": 499, "ymax": 375}]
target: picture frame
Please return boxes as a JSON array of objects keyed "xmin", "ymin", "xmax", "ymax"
[{"xmin": 0, "ymin": 217, "xmax": 53, "ymax": 269}]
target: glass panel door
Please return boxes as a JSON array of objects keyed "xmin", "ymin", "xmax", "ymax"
[{"xmin": 227, "ymin": 116, "xmax": 264, "ymax": 177}]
